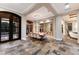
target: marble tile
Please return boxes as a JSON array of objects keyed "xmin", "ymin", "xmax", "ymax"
[{"xmin": 0, "ymin": 37, "xmax": 79, "ymax": 55}]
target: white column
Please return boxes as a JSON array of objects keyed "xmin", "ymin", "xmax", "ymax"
[
  {"xmin": 62, "ymin": 20, "xmax": 65, "ymax": 35},
  {"xmin": 33, "ymin": 21, "xmax": 39, "ymax": 33},
  {"xmin": 53, "ymin": 18, "xmax": 56, "ymax": 39},
  {"xmin": 35, "ymin": 21, "xmax": 39, "ymax": 33},
  {"xmin": 21, "ymin": 15, "xmax": 27, "ymax": 40},
  {"xmin": 55, "ymin": 16, "xmax": 62, "ymax": 41},
  {"xmin": 33, "ymin": 22, "xmax": 35, "ymax": 33},
  {"xmin": 77, "ymin": 13, "xmax": 79, "ymax": 43},
  {"xmin": 72, "ymin": 21, "xmax": 77, "ymax": 32}
]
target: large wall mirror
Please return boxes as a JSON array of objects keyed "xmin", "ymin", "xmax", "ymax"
[
  {"xmin": 39, "ymin": 20, "xmax": 53, "ymax": 36},
  {"xmin": 62, "ymin": 14, "xmax": 78, "ymax": 40},
  {"xmin": 0, "ymin": 11, "xmax": 21, "ymax": 42}
]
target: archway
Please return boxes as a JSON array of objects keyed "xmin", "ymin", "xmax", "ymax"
[{"xmin": 0, "ymin": 11, "xmax": 21, "ymax": 42}]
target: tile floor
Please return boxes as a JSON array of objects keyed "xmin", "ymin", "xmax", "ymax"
[{"xmin": 0, "ymin": 37, "xmax": 79, "ymax": 55}]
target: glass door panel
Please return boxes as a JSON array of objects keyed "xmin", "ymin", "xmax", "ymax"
[
  {"xmin": 13, "ymin": 17, "xmax": 19, "ymax": 39},
  {"xmin": 1, "ymin": 18, "xmax": 9, "ymax": 41}
]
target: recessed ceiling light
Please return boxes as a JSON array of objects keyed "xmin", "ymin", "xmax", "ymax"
[
  {"xmin": 45, "ymin": 19, "xmax": 50, "ymax": 23},
  {"xmin": 40, "ymin": 21, "xmax": 44, "ymax": 23},
  {"xmin": 65, "ymin": 3, "xmax": 70, "ymax": 11}
]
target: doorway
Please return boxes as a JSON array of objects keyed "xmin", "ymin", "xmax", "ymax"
[
  {"xmin": 26, "ymin": 20, "xmax": 33, "ymax": 35},
  {"xmin": 0, "ymin": 11, "xmax": 21, "ymax": 42}
]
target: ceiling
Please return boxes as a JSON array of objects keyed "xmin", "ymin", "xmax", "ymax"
[
  {"xmin": 0, "ymin": 3, "xmax": 35, "ymax": 15},
  {"xmin": 51, "ymin": 3, "xmax": 79, "ymax": 15},
  {"xmin": 26, "ymin": 6, "xmax": 54, "ymax": 20},
  {"xmin": 0, "ymin": 3, "xmax": 79, "ymax": 20}
]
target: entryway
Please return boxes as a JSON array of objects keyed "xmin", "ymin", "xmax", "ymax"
[{"xmin": 0, "ymin": 11, "xmax": 21, "ymax": 42}]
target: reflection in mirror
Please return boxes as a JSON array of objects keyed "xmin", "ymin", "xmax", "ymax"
[
  {"xmin": 39, "ymin": 20, "xmax": 53, "ymax": 36},
  {"xmin": 62, "ymin": 14, "xmax": 78, "ymax": 42}
]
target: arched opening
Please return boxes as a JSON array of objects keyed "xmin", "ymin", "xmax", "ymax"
[{"xmin": 0, "ymin": 11, "xmax": 21, "ymax": 42}]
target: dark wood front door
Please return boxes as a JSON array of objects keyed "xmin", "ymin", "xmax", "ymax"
[{"xmin": 0, "ymin": 11, "xmax": 21, "ymax": 43}]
